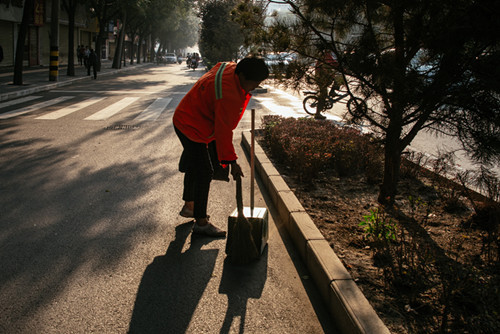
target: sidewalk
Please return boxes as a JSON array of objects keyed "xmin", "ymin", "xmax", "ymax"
[{"xmin": 0, "ymin": 60, "xmax": 149, "ymax": 102}]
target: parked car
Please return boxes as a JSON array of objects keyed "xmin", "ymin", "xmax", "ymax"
[
  {"xmin": 163, "ymin": 53, "xmax": 177, "ymax": 64},
  {"xmin": 264, "ymin": 53, "xmax": 290, "ymax": 73}
]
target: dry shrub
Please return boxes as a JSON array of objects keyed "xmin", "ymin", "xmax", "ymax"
[{"xmin": 261, "ymin": 115, "xmax": 381, "ymax": 181}]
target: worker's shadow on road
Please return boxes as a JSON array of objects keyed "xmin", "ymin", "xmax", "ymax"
[
  {"xmin": 128, "ymin": 222, "xmax": 218, "ymax": 334},
  {"xmin": 218, "ymin": 248, "xmax": 268, "ymax": 334}
]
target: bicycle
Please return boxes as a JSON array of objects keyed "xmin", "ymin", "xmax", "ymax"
[{"xmin": 302, "ymin": 89, "xmax": 368, "ymax": 120}]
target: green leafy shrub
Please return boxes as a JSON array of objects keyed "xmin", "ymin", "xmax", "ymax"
[{"xmin": 359, "ymin": 207, "xmax": 398, "ymax": 246}]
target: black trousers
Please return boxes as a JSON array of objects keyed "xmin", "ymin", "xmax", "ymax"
[
  {"xmin": 175, "ymin": 126, "xmax": 213, "ymax": 219},
  {"xmin": 87, "ymin": 64, "xmax": 97, "ymax": 79}
]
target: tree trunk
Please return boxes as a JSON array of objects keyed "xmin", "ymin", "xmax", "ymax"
[
  {"xmin": 150, "ymin": 41, "xmax": 155, "ymax": 63},
  {"xmin": 13, "ymin": 0, "xmax": 34, "ymax": 85},
  {"xmin": 136, "ymin": 36, "xmax": 142, "ymax": 64},
  {"xmin": 377, "ymin": 4, "xmax": 406, "ymax": 206},
  {"xmin": 378, "ymin": 132, "xmax": 402, "ymax": 205},
  {"xmin": 95, "ymin": 22, "xmax": 107, "ymax": 72},
  {"xmin": 66, "ymin": 2, "xmax": 75, "ymax": 76},
  {"xmin": 122, "ymin": 42, "xmax": 126, "ymax": 67},
  {"xmin": 112, "ymin": 14, "xmax": 127, "ymax": 69},
  {"xmin": 130, "ymin": 39, "xmax": 134, "ymax": 65},
  {"xmin": 95, "ymin": 34, "xmax": 102, "ymax": 71},
  {"xmin": 112, "ymin": 29, "xmax": 122, "ymax": 69},
  {"xmin": 145, "ymin": 35, "xmax": 149, "ymax": 63}
]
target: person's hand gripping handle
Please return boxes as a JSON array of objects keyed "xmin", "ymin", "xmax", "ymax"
[{"xmin": 230, "ymin": 162, "xmax": 244, "ymax": 180}]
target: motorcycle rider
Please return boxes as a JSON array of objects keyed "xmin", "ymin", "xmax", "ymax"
[{"xmin": 190, "ymin": 53, "xmax": 199, "ymax": 70}]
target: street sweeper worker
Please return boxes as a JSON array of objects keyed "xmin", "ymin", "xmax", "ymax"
[{"xmin": 173, "ymin": 57, "xmax": 269, "ymax": 237}]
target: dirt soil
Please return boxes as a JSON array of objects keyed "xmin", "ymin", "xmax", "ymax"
[{"xmin": 258, "ymin": 138, "xmax": 499, "ymax": 334}]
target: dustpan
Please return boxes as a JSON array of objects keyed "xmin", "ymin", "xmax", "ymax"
[{"xmin": 226, "ymin": 109, "xmax": 269, "ymax": 257}]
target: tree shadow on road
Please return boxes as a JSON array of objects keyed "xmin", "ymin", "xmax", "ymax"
[{"xmin": 128, "ymin": 222, "xmax": 219, "ymax": 333}]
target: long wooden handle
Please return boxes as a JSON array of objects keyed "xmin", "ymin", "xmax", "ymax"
[
  {"xmin": 236, "ymin": 175, "xmax": 244, "ymax": 217},
  {"xmin": 250, "ymin": 108, "xmax": 255, "ymax": 215}
]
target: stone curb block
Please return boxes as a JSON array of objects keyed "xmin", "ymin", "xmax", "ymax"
[
  {"xmin": 289, "ymin": 211, "xmax": 324, "ymax": 261},
  {"xmin": 241, "ymin": 131, "xmax": 390, "ymax": 334},
  {"xmin": 267, "ymin": 175, "xmax": 290, "ymax": 211},
  {"xmin": 307, "ymin": 239, "xmax": 352, "ymax": 282},
  {"xmin": 329, "ymin": 280, "xmax": 391, "ymax": 334},
  {"xmin": 256, "ymin": 159, "xmax": 280, "ymax": 189},
  {"xmin": 306, "ymin": 239, "xmax": 351, "ymax": 312},
  {"xmin": 276, "ymin": 190, "xmax": 305, "ymax": 229}
]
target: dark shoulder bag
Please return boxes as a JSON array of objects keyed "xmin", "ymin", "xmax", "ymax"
[{"xmin": 208, "ymin": 141, "xmax": 230, "ymax": 182}]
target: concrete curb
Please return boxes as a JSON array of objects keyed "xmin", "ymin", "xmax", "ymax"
[
  {"xmin": 241, "ymin": 131, "xmax": 391, "ymax": 334},
  {"xmin": 0, "ymin": 64, "xmax": 148, "ymax": 102}
]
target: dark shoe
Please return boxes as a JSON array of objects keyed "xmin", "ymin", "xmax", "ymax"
[
  {"xmin": 179, "ymin": 207, "xmax": 210, "ymax": 219},
  {"xmin": 315, "ymin": 114, "xmax": 326, "ymax": 120},
  {"xmin": 179, "ymin": 207, "xmax": 193, "ymax": 218},
  {"xmin": 193, "ymin": 222, "xmax": 226, "ymax": 237}
]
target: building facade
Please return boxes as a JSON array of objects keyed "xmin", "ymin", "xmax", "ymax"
[{"xmin": 0, "ymin": 0, "xmax": 104, "ymax": 67}]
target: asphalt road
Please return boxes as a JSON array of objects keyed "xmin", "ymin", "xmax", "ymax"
[{"xmin": 0, "ymin": 65, "xmax": 338, "ymax": 333}]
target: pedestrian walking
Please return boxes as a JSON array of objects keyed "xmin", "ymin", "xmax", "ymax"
[
  {"xmin": 83, "ymin": 46, "xmax": 90, "ymax": 69},
  {"xmin": 81, "ymin": 45, "xmax": 86, "ymax": 65},
  {"xmin": 77, "ymin": 45, "xmax": 83, "ymax": 65},
  {"xmin": 87, "ymin": 49, "xmax": 98, "ymax": 79},
  {"xmin": 173, "ymin": 57, "xmax": 269, "ymax": 237}
]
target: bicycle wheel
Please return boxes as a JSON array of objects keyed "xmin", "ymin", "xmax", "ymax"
[
  {"xmin": 303, "ymin": 95, "xmax": 319, "ymax": 115},
  {"xmin": 346, "ymin": 97, "xmax": 368, "ymax": 122}
]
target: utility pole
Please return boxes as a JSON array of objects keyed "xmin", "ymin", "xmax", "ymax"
[{"xmin": 49, "ymin": 0, "xmax": 60, "ymax": 81}]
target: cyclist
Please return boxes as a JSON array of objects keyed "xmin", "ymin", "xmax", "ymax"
[{"xmin": 314, "ymin": 49, "xmax": 338, "ymax": 119}]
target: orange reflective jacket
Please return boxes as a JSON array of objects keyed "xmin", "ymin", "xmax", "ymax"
[{"xmin": 173, "ymin": 62, "xmax": 251, "ymax": 163}]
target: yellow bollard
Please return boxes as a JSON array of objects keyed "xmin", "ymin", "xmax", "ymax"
[{"xmin": 49, "ymin": 47, "xmax": 59, "ymax": 81}]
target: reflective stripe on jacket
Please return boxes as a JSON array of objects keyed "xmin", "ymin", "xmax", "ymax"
[{"xmin": 173, "ymin": 62, "xmax": 251, "ymax": 162}]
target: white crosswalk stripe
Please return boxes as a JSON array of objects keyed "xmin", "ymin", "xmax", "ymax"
[
  {"xmin": 84, "ymin": 97, "xmax": 140, "ymax": 121},
  {"xmin": 35, "ymin": 97, "xmax": 106, "ymax": 120},
  {"xmin": 0, "ymin": 96, "xmax": 75, "ymax": 119},
  {"xmin": 0, "ymin": 96, "xmax": 43, "ymax": 109},
  {"xmin": 134, "ymin": 97, "xmax": 172, "ymax": 121},
  {"xmin": 52, "ymin": 89, "xmax": 164, "ymax": 95},
  {"xmin": 0, "ymin": 94, "xmax": 180, "ymax": 122}
]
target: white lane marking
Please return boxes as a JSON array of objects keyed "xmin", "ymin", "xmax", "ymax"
[
  {"xmin": 36, "ymin": 97, "xmax": 106, "ymax": 120},
  {"xmin": 84, "ymin": 97, "xmax": 139, "ymax": 120},
  {"xmin": 0, "ymin": 96, "xmax": 75, "ymax": 119},
  {"xmin": 134, "ymin": 97, "xmax": 172, "ymax": 121},
  {"xmin": 269, "ymin": 89, "xmax": 303, "ymax": 104},
  {"xmin": 254, "ymin": 96, "xmax": 307, "ymax": 118},
  {"xmin": 0, "ymin": 96, "xmax": 43, "ymax": 109}
]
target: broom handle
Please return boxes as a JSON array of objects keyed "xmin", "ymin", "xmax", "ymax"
[
  {"xmin": 236, "ymin": 176, "xmax": 244, "ymax": 217},
  {"xmin": 250, "ymin": 108, "xmax": 255, "ymax": 215}
]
